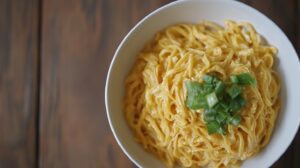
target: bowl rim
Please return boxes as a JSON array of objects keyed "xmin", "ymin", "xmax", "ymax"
[{"xmin": 105, "ymin": 0, "xmax": 300, "ymax": 167}]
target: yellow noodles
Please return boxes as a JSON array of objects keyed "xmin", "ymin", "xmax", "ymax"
[{"xmin": 124, "ymin": 20, "xmax": 281, "ymax": 168}]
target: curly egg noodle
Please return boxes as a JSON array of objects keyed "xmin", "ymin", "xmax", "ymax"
[{"xmin": 124, "ymin": 20, "xmax": 281, "ymax": 168}]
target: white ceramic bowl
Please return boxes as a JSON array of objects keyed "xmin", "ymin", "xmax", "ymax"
[{"xmin": 105, "ymin": 0, "xmax": 300, "ymax": 167}]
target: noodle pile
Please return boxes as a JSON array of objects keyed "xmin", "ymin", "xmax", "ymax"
[{"xmin": 124, "ymin": 20, "xmax": 280, "ymax": 168}]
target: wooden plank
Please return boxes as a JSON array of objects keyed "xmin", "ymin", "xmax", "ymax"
[
  {"xmin": 0, "ymin": 0, "xmax": 39, "ymax": 167},
  {"xmin": 298, "ymin": 0, "xmax": 300, "ymax": 54},
  {"xmin": 293, "ymin": 2, "xmax": 300, "ymax": 168},
  {"xmin": 40, "ymin": 0, "xmax": 171, "ymax": 167},
  {"xmin": 293, "ymin": 132, "xmax": 300, "ymax": 168},
  {"xmin": 241, "ymin": 0, "xmax": 297, "ymax": 43}
]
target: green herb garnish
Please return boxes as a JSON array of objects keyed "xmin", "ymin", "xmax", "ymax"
[
  {"xmin": 207, "ymin": 121, "xmax": 225, "ymax": 134},
  {"xmin": 227, "ymin": 84, "xmax": 242, "ymax": 99},
  {"xmin": 206, "ymin": 92, "xmax": 218, "ymax": 108},
  {"xmin": 185, "ymin": 81, "xmax": 207, "ymax": 109},
  {"xmin": 230, "ymin": 73, "xmax": 256, "ymax": 86},
  {"xmin": 185, "ymin": 73, "xmax": 255, "ymax": 135}
]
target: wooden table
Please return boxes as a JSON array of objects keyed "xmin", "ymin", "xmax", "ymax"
[{"xmin": 0, "ymin": 0, "xmax": 299, "ymax": 167}]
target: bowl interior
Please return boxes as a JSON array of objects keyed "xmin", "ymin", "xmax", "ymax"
[{"xmin": 106, "ymin": 0, "xmax": 300, "ymax": 167}]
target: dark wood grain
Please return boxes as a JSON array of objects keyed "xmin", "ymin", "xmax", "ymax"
[
  {"xmin": 241, "ymin": 0, "xmax": 297, "ymax": 44},
  {"xmin": 298, "ymin": 0, "xmax": 300, "ymax": 53},
  {"xmin": 0, "ymin": 0, "xmax": 39, "ymax": 168}
]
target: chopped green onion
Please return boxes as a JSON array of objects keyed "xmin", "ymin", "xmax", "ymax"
[
  {"xmin": 204, "ymin": 107, "xmax": 217, "ymax": 114},
  {"xmin": 185, "ymin": 81, "xmax": 202, "ymax": 93},
  {"xmin": 228, "ymin": 115, "xmax": 241, "ymax": 125},
  {"xmin": 212, "ymin": 77, "xmax": 220, "ymax": 86},
  {"xmin": 203, "ymin": 83, "xmax": 214, "ymax": 94},
  {"xmin": 207, "ymin": 121, "xmax": 225, "ymax": 134},
  {"xmin": 228, "ymin": 95, "xmax": 246, "ymax": 113},
  {"xmin": 215, "ymin": 81, "xmax": 226, "ymax": 94},
  {"xmin": 203, "ymin": 75, "xmax": 214, "ymax": 84},
  {"xmin": 185, "ymin": 94, "xmax": 201, "ymax": 110},
  {"xmin": 206, "ymin": 92, "xmax": 218, "ymax": 108},
  {"xmin": 219, "ymin": 102, "xmax": 230, "ymax": 112},
  {"xmin": 216, "ymin": 111, "xmax": 228, "ymax": 124},
  {"xmin": 227, "ymin": 84, "xmax": 242, "ymax": 99},
  {"xmin": 203, "ymin": 110, "xmax": 216, "ymax": 122},
  {"xmin": 185, "ymin": 81, "xmax": 208, "ymax": 109},
  {"xmin": 230, "ymin": 75, "xmax": 239, "ymax": 84},
  {"xmin": 185, "ymin": 73, "xmax": 253, "ymax": 135},
  {"xmin": 228, "ymin": 99, "xmax": 240, "ymax": 112},
  {"xmin": 236, "ymin": 73, "xmax": 256, "ymax": 85},
  {"xmin": 237, "ymin": 95, "xmax": 246, "ymax": 107}
]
